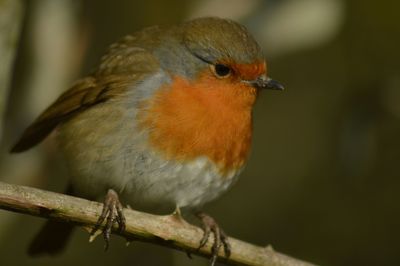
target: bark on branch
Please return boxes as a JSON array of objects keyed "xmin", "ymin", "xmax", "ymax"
[{"xmin": 0, "ymin": 181, "xmax": 315, "ymax": 266}]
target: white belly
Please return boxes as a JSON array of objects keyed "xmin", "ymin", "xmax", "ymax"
[
  {"xmin": 58, "ymin": 99, "xmax": 242, "ymax": 213},
  {"xmin": 120, "ymin": 155, "xmax": 242, "ymax": 212}
]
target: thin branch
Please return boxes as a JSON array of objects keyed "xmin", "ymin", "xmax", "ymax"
[{"xmin": 0, "ymin": 181, "xmax": 315, "ymax": 266}]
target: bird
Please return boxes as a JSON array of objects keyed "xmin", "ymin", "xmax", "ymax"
[{"xmin": 11, "ymin": 17, "xmax": 283, "ymax": 265}]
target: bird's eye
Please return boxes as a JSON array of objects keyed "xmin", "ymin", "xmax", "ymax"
[{"xmin": 212, "ymin": 64, "xmax": 231, "ymax": 78}]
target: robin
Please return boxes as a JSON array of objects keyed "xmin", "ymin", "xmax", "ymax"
[{"xmin": 11, "ymin": 17, "xmax": 283, "ymax": 265}]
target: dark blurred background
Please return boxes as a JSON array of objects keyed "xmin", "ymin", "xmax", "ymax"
[{"xmin": 1, "ymin": 0, "xmax": 399, "ymax": 265}]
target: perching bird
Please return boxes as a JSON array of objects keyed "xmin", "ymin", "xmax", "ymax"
[{"xmin": 11, "ymin": 17, "xmax": 283, "ymax": 265}]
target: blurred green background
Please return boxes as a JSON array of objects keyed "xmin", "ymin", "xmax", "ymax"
[{"xmin": 1, "ymin": 0, "xmax": 399, "ymax": 265}]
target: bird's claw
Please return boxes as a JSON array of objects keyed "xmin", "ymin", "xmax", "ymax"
[
  {"xmin": 90, "ymin": 189, "xmax": 126, "ymax": 251},
  {"xmin": 196, "ymin": 212, "xmax": 231, "ymax": 266}
]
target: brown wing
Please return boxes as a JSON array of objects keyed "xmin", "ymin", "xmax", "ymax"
[{"xmin": 11, "ymin": 35, "xmax": 160, "ymax": 153}]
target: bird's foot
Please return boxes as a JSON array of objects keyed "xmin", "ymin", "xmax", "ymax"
[
  {"xmin": 90, "ymin": 189, "xmax": 126, "ymax": 251},
  {"xmin": 196, "ymin": 212, "xmax": 231, "ymax": 266}
]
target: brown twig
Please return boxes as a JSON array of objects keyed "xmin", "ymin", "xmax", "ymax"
[{"xmin": 0, "ymin": 181, "xmax": 315, "ymax": 266}]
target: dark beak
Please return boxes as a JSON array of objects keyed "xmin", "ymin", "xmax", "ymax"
[{"xmin": 245, "ymin": 76, "xmax": 284, "ymax": 90}]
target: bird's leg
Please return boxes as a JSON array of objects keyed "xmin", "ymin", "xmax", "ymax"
[
  {"xmin": 196, "ymin": 212, "xmax": 231, "ymax": 266},
  {"xmin": 90, "ymin": 189, "xmax": 126, "ymax": 251}
]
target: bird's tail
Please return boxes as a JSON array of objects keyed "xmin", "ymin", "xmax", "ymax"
[
  {"xmin": 28, "ymin": 184, "xmax": 76, "ymax": 256},
  {"xmin": 28, "ymin": 220, "xmax": 75, "ymax": 256}
]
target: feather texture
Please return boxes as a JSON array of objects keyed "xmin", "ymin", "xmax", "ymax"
[{"xmin": 11, "ymin": 35, "xmax": 160, "ymax": 153}]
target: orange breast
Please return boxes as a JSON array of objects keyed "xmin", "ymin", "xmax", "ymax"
[{"xmin": 138, "ymin": 71, "xmax": 257, "ymax": 175}]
